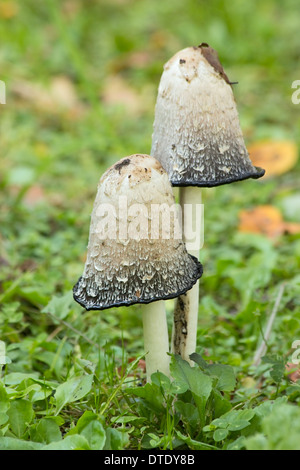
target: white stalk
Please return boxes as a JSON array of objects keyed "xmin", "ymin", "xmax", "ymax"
[
  {"xmin": 142, "ymin": 300, "xmax": 170, "ymax": 381},
  {"xmin": 172, "ymin": 187, "xmax": 202, "ymax": 364}
]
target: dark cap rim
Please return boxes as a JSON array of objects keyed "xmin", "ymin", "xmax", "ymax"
[
  {"xmin": 73, "ymin": 256, "xmax": 203, "ymax": 311},
  {"xmin": 171, "ymin": 166, "xmax": 265, "ymax": 187}
]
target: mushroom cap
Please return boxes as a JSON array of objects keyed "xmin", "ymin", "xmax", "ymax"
[
  {"xmin": 151, "ymin": 44, "xmax": 265, "ymax": 187},
  {"xmin": 73, "ymin": 154, "xmax": 203, "ymax": 310}
]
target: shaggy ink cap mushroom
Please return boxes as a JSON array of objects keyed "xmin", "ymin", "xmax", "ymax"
[
  {"xmin": 151, "ymin": 43, "xmax": 265, "ymax": 187},
  {"xmin": 73, "ymin": 154, "xmax": 203, "ymax": 311}
]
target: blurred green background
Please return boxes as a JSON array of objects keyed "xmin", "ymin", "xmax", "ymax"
[{"xmin": 1, "ymin": 0, "xmax": 300, "ymax": 364}]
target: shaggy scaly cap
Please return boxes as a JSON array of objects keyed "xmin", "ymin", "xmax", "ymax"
[{"xmin": 151, "ymin": 44, "xmax": 265, "ymax": 187}]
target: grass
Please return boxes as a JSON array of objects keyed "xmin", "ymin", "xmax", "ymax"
[{"xmin": 1, "ymin": 0, "xmax": 300, "ymax": 450}]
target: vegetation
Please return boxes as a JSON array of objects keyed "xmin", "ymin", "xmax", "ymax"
[{"xmin": 0, "ymin": 0, "xmax": 300, "ymax": 450}]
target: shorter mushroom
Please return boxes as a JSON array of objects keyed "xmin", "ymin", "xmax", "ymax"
[{"xmin": 73, "ymin": 154, "xmax": 203, "ymax": 381}]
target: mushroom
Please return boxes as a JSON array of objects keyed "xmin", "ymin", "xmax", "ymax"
[
  {"xmin": 151, "ymin": 43, "xmax": 265, "ymax": 363},
  {"xmin": 73, "ymin": 154, "xmax": 203, "ymax": 381}
]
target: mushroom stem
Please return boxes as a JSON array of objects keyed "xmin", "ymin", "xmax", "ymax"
[
  {"xmin": 142, "ymin": 300, "xmax": 170, "ymax": 381},
  {"xmin": 172, "ymin": 186, "xmax": 202, "ymax": 364}
]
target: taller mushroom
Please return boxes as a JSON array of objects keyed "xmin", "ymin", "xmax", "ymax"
[{"xmin": 151, "ymin": 43, "xmax": 265, "ymax": 363}]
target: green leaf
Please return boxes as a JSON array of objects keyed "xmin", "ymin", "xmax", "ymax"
[
  {"xmin": 6, "ymin": 399, "xmax": 34, "ymax": 438},
  {"xmin": 67, "ymin": 411, "xmax": 106, "ymax": 450},
  {"xmin": 0, "ymin": 341, "xmax": 11, "ymax": 365},
  {"xmin": 0, "ymin": 384, "xmax": 10, "ymax": 426},
  {"xmin": 104, "ymin": 427, "xmax": 129, "ymax": 450},
  {"xmin": 189, "ymin": 354, "xmax": 236, "ymax": 392},
  {"xmin": 213, "ymin": 428, "xmax": 229, "ymax": 442},
  {"xmin": 189, "ymin": 353, "xmax": 209, "ymax": 369},
  {"xmin": 42, "ymin": 291, "xmax": 73, "ymax": 321},
  {"xmin": 151, "ymin": 371, "xmax": 188, "ymax": 395},
  {"xmin": 211, "ymin": 389, "xmax": 232, "ymax": 418},
  {"xmin": 81, "ymin": 420, "xmax": 106, "ymax": 450},
  {"xmin": 261, "ymin": 355, "xmax": 285, "ymax": 384},
  {"xmin": 176, "ymin": 431, "xmax": 218, "ymax": 450},
  {"xmin": 207, "ymin": 364, "xmax": 236, "ymax": 392},
  {"xmin": 54, "ymin": 374, "xmax": 93, "ymax": 414},
  {"xmin": 209, "ymin": 408, "xmax": 255, "ymax": 437},
  {"xmin": 170, "ymin": 355, "xmax": 213, "ymax": 426},
  {"xmin": 251, "ymin": 404, "xmax": 300, "ymax": 450},
  {"xmin": 254, "ymin": 396, "xmax": 287, "ymax": 419},
  {"xmin": 42, "ymin": 434, "xmax": 90, "ymax": 450},
  {"xmin": 174, "ymin": 400, "xmax": 199, "ymax": 431},
  {"xmin": 226, "ymin": 436, "xmax": 246, "ymax": 450},
  {"xmin": 30, "ymin": 417, "xmax": 62, "ymax": 444},
  {"xmin": 0, "ymin": 437, "xmax": 44, "ymax": 450},
  {"xmin": 0, "ymin": 382, "xmax": 10, "ymax": 415},
  {"xmin": 128, "ymin": 382, "xmax": 165, "ymax": 413}
]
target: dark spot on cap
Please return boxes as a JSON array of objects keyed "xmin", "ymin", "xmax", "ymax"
[
  {"xmin": 198, "ymin": 42, "xmax": 231, "ymax": 85},
  {"xmin": 145, "ymin": 168, "xmax": 148, "ymax": 172},
  {"xmin": 179, "ymin": 58, "xmax": 186, "ymax": 64},
  {"xmin": 114, "ymin": 158, "xmax": 131, "ymax": 173}
]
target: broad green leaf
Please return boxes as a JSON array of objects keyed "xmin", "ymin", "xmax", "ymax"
[
  {"xmin": 170, "ymin": 355, "xmax": 213, "ymax": 426},
  {"xmin": 104, "ymin": 427, "xmax": 129, "ymax": 450},
  {"xmin": 151, "ymin": 371, "xmax": 188, "ymax": 395},
  {"xmin": 0, "ymin": 382, "xmax": 10, "ymax": 414},
  {"xmin": 42, "ymin": 291, "xmax": 73, "ymax": 321},
  {"xmin": 3, "ymin": 372, "xmax": 40, "ymax": 385},
  {"xmin": 226, "ymin": 436, "xmax": 246, "ymax": 450},
  {"xmin": 253, "ymin": 403, "xmax": 300, "ymax": 450},
  {"xmin": 206, "ymin": 364, "xmax": 236, "ymax": 392},
  {"xmin": 0, "ymin": 437, "xmax": 44, "ymax": 450},
  {"xmin": 80, "ymin": 420, "xmax": 106, "ymax": 450},
  {"xmin": 245, "ymin": 433, "xmax": 268, "ymax": 450},
  {"xmin": 30, "ymin": 417, "xmax": 62, "ymax": 444},
  {"xmin": 54, "ymin": 374, "xmax": 93, "ymax": 414},
  {"xmin": 211, "ymin": 389, "xmax": 232, "ymax": 418},
  {"xmin": 128, "ymin": 382, "xmax": 165, "ymax": 413},
  {"xmin": 174, "ymin": 401, "xmax": 199, "ymax": 431},
  {"xmin": 6, "ymin": 399, "xmax": 34, "ymax": 438},
  {"xmin": 189, "ymin": 353, "xmax": 209, "ymax": 369},
  {"xmin": 42, "ymin": 434, "xmax": 90, "ymax": 450},
  {"xmin": 67, "ymin": 411, "xmax": 106, "ymax": 450},
  {"xmin": 0, "ymin": 341, "xmax": 11, "ymax": 365},
  {"xmin": 253, "ymin": 396, "xmax": 287, "ymax": 419},
  {"xmin": 213, "ymin": 428, "xmax": 229, "ymax": 442},
  {"xmin": 262, "ymin": 355, "xmax": 285, "ymax": 384}
]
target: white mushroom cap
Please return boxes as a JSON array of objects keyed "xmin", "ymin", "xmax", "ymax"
[
  {"xmin": 151, "ymin": 44, "xmax": 265, "ymax": 187},
  {"xmin": 73, "ymin": 154, "xmax": 203, "ymax": 310}
]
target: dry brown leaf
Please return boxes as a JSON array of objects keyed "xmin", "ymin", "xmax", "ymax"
[
  {"xmin": 286, "ymin": 362, "xmax": 300, "ymax": 383},
  {"xmin": 248, "ymin": 140, "xmax": 298, "ymax": 177},
  {"xmin": 101, "ymin": 76, "xmax": 143, "ymax": 116},
  {"xmin": 11, "ymin": 76, "xmax": 86, "ymax": 117},
  {"xmin": 238, "ymin": 205, "xmax": 300, "ymax": 239},
  {"xmin": 23, "ymin": 185, "xmax": 45, "ymax": 207}
]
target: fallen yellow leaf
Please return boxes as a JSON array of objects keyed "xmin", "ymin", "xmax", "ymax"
[
  {"xmin": 247, "ymin": 140, "xmax": 298, "ymax": 177},
  {"xmin": 238, "ymin": 205, "xmax": 300, "ymax": 239},
  {"xmin": 101, "ymin": 76, "xmax": 143, "ymax": 116},
  {"xmin": 0, "ymin": 1, "xmax": 18, "ymax": 18}
]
